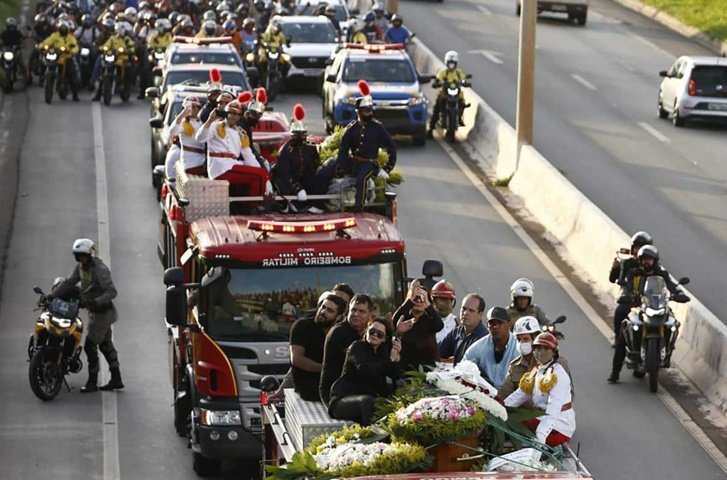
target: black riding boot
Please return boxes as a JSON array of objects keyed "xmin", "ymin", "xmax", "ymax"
[
  {"xmin": 100, "ymin": 368, "xmax": 124, "ymax": 391},
  {"xmin": 81, "ymin": 371, "xmax": 99, "ymax": 393}
]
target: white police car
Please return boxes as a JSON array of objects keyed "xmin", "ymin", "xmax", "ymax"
[{"xmin": 322, "ymin": 43, "xmax": 431, "ymax": 145}]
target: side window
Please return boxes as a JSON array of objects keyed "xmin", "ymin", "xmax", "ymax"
[
  {"xmin": 331, "ymin": 54, "xmax": 343, "ymax": 78},
  {"xmin": 667, "ymin": 60, "xmax": 680, "ymax": 77},
  {"xmin": 676, "ymin": 62, "xmax": 688, "ymax": 79}
]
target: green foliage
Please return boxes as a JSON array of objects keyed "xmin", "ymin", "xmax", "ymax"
[
  {"xmin": 642, "ymin": 0, "xmax": 727, "ymax": 41},
  {"xmin": 386, "ymin": 408, "xmax": 486, "ymax": 446},
  {"xmin": 326, "ymin": 442, "xmax": 429, "ymax": 478},
  {"xmin": 305, "ymin": 424, "xmax": 376, "ymax": 455},
  {"xmin": 264, "ymin": 451, "xmax": 331, "ymax": 480},
  {"xmin": 374, "ymin": 372, "xmax": 441, "ymax": 420}
]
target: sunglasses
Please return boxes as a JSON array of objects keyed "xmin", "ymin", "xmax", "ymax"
[{"xmin": 367, "ymin": 327, "xmax": 386, "ymax": 339}]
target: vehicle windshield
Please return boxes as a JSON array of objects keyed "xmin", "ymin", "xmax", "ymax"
[
  {"xmin": 690, "ymin": 66, "xmax": 727, "ymax": 97},
  {"xmin": 170, "ymin": 51, "xmax": 242, "ymax": 67},
  {"xmin": 203, "ymin": 263, "xmax": 401, "ymax": 342},
  {"xmin": 162, "ymin": 70, "xmax": 248, "ymax": 91},
  {"xmin": 281, "ymin": 21, "xmax": 337, "ymax": 43},
  {"xmin": 342, "ymin": 58, "xmax": 415, "ymax": 83},
  {"xmin": 642, "ymin": 276, "xmax": 668, "ymax": 310}
]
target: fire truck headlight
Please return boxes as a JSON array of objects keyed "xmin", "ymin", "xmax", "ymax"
[{"xmin": 200, "ymin": 408, "xmax": 242, "ymax": 426}]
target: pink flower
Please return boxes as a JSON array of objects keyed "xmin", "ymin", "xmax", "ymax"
[{"xmin": 411, "ymin": 411, "xmax": 424, "ymax": 422}]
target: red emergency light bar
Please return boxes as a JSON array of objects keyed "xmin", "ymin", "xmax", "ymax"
[
  {"xmin": 172, "ymin": 36, "xmax": 233, "ymax": 45},
  {"xmin": 343, "ymin": 43, "xmax": 405, "ymax": 53},
  {"xmin": 247, "ymin": 218, "xmax": 357, "ymax": 234}
]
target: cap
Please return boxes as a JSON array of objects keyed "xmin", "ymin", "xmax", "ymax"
[
  {"xmin": 486, "ymin": 306, "xmax": 510, "ymax": 323},
  {"xmin": 533, "ymin": 332, "xmax": 558, "ymax": 350}
]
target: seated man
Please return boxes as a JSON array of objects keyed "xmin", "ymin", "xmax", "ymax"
[
  {"xmin": 438, "ymin": 293, "xmax": 487, "ymax": 366},
  {"xmin": 462, "ymin": 306, "xmax": 517, "ymax": 389}
]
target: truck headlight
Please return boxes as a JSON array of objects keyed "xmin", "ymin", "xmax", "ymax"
[
  {"xmin": 408, "ymin": 96, "xmax": 426, "ymax": 105},
  {"xmin": 200, "ymin": 409, "xmax": 241, "ymax": 426}
]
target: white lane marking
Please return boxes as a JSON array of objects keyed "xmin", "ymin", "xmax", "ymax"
[
  {"xmin": 434, "ymin": 136, "xmax": 727, "ymax": 476},
  {"xmin": 571, "ymin": 74, "xmax": 597, "ymax": 91},
  {"xmin": 92, "ymin": 103, "xmax": 121, "ymax": 480},
  {"xmin": 477, "ymin": 5, "xmax": 493, "ymax": 15},
  {"xmin": 638, "ymin": 121, "xmax": 670, "ymax": 143},
  {"xmin": 468, "ymin": 49, "xmax": 503, "ymax": 64}
]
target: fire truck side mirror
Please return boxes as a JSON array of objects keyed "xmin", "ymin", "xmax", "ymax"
[
  {"xmin": 164, "ymin": 267, "xmax": 185, "ymax": 286},
  {"xmin": 422, "ymin": 260, "xmax": 443, "ymax": 279},
  {"xmin": 165, "ymin": 286, "xmax": 187, "ymax": 327}
]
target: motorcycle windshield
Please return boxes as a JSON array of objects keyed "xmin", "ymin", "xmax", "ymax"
[
  {"xmin": 642, "ymin": 276, "xmax": 668, "ymax": 311},
  {"xmin": 202, "ymin": 263, "xmax": 401, "ymax": 342}
]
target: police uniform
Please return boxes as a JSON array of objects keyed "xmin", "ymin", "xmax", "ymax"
[
  {"xmin": 52, "ymin": 258, "xmax": 120, "ymax": 376},
  {"xmin": 506, "ymin": 304, "xmax": 550, "ymax": 328},
  {"xmin": 170, "ymin": 117, "xmax": 206, "ymax": 174},
  {"xmin": 272, "ymin": 140, "xmax": 321, "ymax": 195},
  {"xmin": 334, "ymin": 118, "xmax": 396, "ymax": 211},
  {"xmin": 147, "ymin": 30, "xmax": 172, "ymax": 48},
  {"xmin": 430, "ymin": 66, "xmax": 467, "ymax": 130},
  {"xmin": 504, "ymin": 361, "xmax": 575, "ymax": 446}
]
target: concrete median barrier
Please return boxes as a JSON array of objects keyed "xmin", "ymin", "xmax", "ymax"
[{"xmin": 410, "ymin": 38, "xmax": 727, "ymax": 414}]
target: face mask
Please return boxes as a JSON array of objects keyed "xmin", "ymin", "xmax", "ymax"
[
  {"xmin": 533, "ymin": 348, "xmax": 554, "ymax": 365},
  {"xmin": 517, "ymin": 341, "xmax": 532, "ymax": 356}
]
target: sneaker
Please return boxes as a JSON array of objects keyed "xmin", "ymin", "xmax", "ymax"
[{"xmin": 308, "ymin": 206, "xmax": 324, "ymax": 214}]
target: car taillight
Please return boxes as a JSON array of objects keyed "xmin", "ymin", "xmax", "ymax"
[{"xmin": 688, "ymin": 79, "xmax": 696, "ymax": 96}]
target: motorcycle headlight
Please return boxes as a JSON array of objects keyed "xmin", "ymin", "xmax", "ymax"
[
  {"xmin": 447, "ymin": 88, "xmax": 459, "ymax": 96},
  {"xmin": 154, "ymin": 52, "xmax": 165, "ymax": 60},
  {"xmin": 269, "ymin": 52, "xmax": 279, "ymax": 60},
  {"xmin": 118, "ymin": 48, "xmax": 125, "ymax": 54},
  {"xmin": 408, "ymin": 96, "xmax": 425, "ymax": 105},
  {"xmin": 200, "ymin": 409, "xmax": 241, "ymax": 426},
  {"xmin": 105, "ymin": 54, "xmax": 115, "ymax": 62},
  {"xmin": 645, "ymin": 307, "xmax": 666, "ymax": 317},
  {"xmin": 46, "ymin": 53, "xmax": 57, "ymax": 61},
  {"xmin": 3, "ymin": 51, "xmax": 14, "ymax": 61},
  {"xmin": 80, "ymin": 47, "xmax": 90, "ymax": 56}
]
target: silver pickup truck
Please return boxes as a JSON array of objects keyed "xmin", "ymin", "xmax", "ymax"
[{"xmin": 516, "ymin": 0, "xmax": 589, "ymax": 26}]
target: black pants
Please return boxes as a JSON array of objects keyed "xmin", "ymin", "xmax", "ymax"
[
  {"xmin": 328, "ymin": 395, "xmax": 376, "ymax": 426},
  {"xmin": 85, "ymin": 328, "xmax": 119, "ymax": 375}
]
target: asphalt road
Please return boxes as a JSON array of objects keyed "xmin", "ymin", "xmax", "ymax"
[
  {"xmin": 0, "ymin": 74, "xmax": 724, "ymax": 478},
  {"xmin": 400, "ymin": 0, "xmax": 727, "ymax": 324}
]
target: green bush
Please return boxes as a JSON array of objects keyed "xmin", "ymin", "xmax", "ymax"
[{"xmin": 642, "ymin": 0, "xmax": 727, "ymax": 41}]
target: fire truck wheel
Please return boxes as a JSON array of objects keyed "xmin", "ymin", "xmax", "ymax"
[{"xmin": 192, "ymin": 452, "xmax": 221, "ymax": 477}]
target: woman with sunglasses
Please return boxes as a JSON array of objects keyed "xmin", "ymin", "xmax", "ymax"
[{"xmin": 327, "ymin": 319, "xmax": 401, "ymax": 425}]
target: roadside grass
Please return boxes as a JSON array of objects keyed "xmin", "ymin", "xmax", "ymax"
[
  {"xmin": 641, "ymin": 0, "xmax": 727, "ymax": 41},
  {"xmin": 0, "ymin": 0, "xmax": 22, "ymax": 26}
]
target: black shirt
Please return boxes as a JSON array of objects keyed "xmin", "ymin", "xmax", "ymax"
[
  {"xmin": 319, "ymin": 321, "xmax": 360, "ymax": 405},
  {"xmin": 289, "ymin": 317, "xmax": 326, "ymax": 401},
  {"xmin": 393, "ymin": 300, "xmax": 444, "ymax": 372},
  {"xmin": 329, "ymin": 340, "xmax": 397, "ymax": 407},
  {"xmin": 0, "ymin": 29, "xmax": 23, "ymax": 48}
]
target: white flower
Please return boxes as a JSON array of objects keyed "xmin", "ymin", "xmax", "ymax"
[
  {"xmin": 425, "ymin": 371, "xmax": 508, "ymax": 421},
  {"xmin": 315, "ymin": 442, "xmax": 405, "ymax": 472}
]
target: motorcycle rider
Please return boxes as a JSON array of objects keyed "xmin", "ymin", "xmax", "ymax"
[
  {"xmin": 362, "ymin": 12, "xmax": 382, "ymax": 43},
  {"xmin": 49, "ymin": 239, "xmax": 124, "ymax": 393},
  {"xmin": 92, "ymin": 21, "xmax": 135, "ymax": 101},
  {"xmin": 257, "ymin": 17, "xmax": 290, "ymax": 80},
  {"xmin": 0, "ymin": 17, "xmax": 29, "ymax": 85},
  {"xmin": 427, "ymin": 50, "xmax": 468, "ymax": 138},
  {"xmin": 240, "ymin": 17, "xmax": 257, "ymax": 54},
  {"xmin": 74, "ymin": 14, "xmax": 99, "ymax": 88},
  {"xmin": 348, "ymin": 19, "xmax": 367, "ymax": 44},
  {"xmin": 39, "ymin": 20, "xmax": 81, "ymax": 101},
  {"xmin": 431, "ymin": 279, "xmax": 458, "ymax": 343},
  {"xmin": 506, "ymin": 278, "xmax": 553, "ymax": 327},
  {"xmin": 609, "ymin": 231, "xmax": 652, "ymax": 340},
  {"xmin": 196, "ymin": 19, "xmax": 218, "ymax": 38},
  {"xmin": 140, "ymin": 18, "xmax": 172, "ymax": 98},
  {"xmin": 383, "ymin": 14, "xmax": 412, "ymax": 45},
  {"xmin": 607, "ymin": 245, "xmax": 689, "ymax": 383},
  {"xmin": 147, "ymin": 18, "xmax": 173, "ymax": 50},
  {"xmin": 372, "ymin": 2, "xmax": 389, "ymax": 34}
]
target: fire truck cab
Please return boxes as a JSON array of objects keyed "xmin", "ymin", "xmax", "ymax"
[{"xmin": 160, "ymin": 169, "xmax": 406, "ymax": 476}]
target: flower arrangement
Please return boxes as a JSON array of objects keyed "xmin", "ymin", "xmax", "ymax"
[
  {"xmin": 386, "ymin": 395, "xmax": 486, "ymax": 445},
  {"xmin": 305, "ymin": 424, "xmax": 375, "ymax": 456},
  {"xmin": 426, "ymin": 361, "xmax": 508, "ymax": 421}
]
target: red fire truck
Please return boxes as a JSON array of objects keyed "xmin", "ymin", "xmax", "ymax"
[{"xmin": 160, "ymin": 170, "xmax": 406, "ymax": 476}]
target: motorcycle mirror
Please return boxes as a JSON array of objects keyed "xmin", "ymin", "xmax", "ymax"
[
  {"xmin": 33, "ymin": 286, "xmax": 43, "ymax": 294},
  {"xmin": 148, "ymin": 116, "xmax": 164, "ymax": 129},
  {"xmin": 465, "ymin": 73, "xmax": 473, "ymax": 79},
  {"xmin": 678, "ymin": 277, "xmax": 690, "ymax": 286},
  {"xmin": 417, "ymin": 73, "xmax": 432, "ymax": 84},
  {"xmin": 145, "ymin": 86, "xmax": 160, "ymax": 98},
  {"xmin": 554, "ymin": 315, "xmax": 566, "ymax": 324},
  {"xmin": 152, "ymin": 66, "xmax": 163, "ymax": 76}
]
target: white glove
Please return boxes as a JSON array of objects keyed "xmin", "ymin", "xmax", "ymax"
[
  {"xmin": 297, "ymin": 189, "xmax": 308, "ymax": 202},
  {"xmin": 264, "ymin": 180, "xmax": 273, "ymax": 195},
  {"xmin": 377, "ymin": 169, "xmax": 390, "ymax": 180},
  {"xmin": 261, "ymin": 159, "xmax": 271, "ymax": 172}
]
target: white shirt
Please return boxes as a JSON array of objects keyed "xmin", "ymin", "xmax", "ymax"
[
  {"xmin": 164, "ymin": 144, "xmax": 181, "ymax": 180},
  {"xmin": 170, "ymin": 118, "xmax": 206, "ymax": 170},
  {"xmin": 195, "ymin": 120, "xmax": 258, "ymax": 179},
  {"xmin": 435, "ymin": 313, "xmax": 458, "ymax": 343},
  {"xmin": 504, "ymin": 361, "xmax": 575, "ymax": 443}
]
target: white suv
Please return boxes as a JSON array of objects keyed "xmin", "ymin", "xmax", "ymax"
[{"xmin": 658, "ymin": 56, "xmax": 727, "ymax": 127}]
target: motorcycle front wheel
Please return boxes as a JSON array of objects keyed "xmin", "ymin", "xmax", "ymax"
[
  {"xmin": 446, "ymin": 107, "xmax": 457, "ymax": 143},
  {"xmin": 102, "ymin": 76, "xmax": 113, "ymax": 105},
  {"xmin": 29, "ymin": 347, "xmax": 64, "ymax": 401},
  {"xmin": 266, "ymin": 72, "xmax": 279, "ymax": 102},
  {"xmin": 119, "ymin": 73, "xmax": 130, "ymax": 102},
  {"xmin": 44, "ymin": 74, "xmax": 54, "ymax": 104},
  {"xmin": 57, "ymin": 79, "xmax": 68, "ymax": 100},
  {"xmin": 645, "ymin": 337, "xmax": 660, "ymax": 393}
]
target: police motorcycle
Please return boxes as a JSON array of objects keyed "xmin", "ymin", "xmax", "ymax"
[
  {"xmin": 99, "ymin": 45, "xmax": 133, "ymax": 104},
  {"xmin": 258, "ymin": 41, "xmax": 289, "ymax": 101},
  {"xmin": 28, "ymin": 281, "xmax": 84, "ymax": 401},
  {"xmin": 1, "ymin": 46, "xmax": 20, "ymax": 92},
  {"xmin": 78, "ymin": 42, "xmax": 94, "ymax": 88},
  {"xmin": 42, "ymin": 45, "xmax": 71, "ymax": 103},
  {"xmin": 432, "ymin": 74, "xmax": 472, "ymax": 142},
  {"xmin": 621, "ymin": 275, "xmax": 690, "ymax": 393}
]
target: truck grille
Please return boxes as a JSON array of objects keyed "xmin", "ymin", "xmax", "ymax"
[{"xmin": 291, "ymin": 56, "xmax": 328, "ymax": 69}]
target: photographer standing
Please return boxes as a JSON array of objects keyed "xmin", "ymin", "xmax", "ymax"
[{"xmin": 393, "ymin": 280, "xmax": 443, "ymax": 371}]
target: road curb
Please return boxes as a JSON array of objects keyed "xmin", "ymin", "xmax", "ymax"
[
  {"xmin": 612, "ymin": 0, "xmax": 727, "ymax": 56},
  {"xmin": 410, "ymin": 37, "xmax": 727, "ymax": 416}
]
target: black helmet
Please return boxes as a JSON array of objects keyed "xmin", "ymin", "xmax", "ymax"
[
  {"xmin": 81, "ymin": 13, "xmax": 93, "ymax": 27},
  {"xmin": 630, "ymin": 231, "xmax": 653, "ymax": 251},
  {"xmin": 391, "ymin": 14, "xmax": 402, "ymax": 24},
  {"xmin": 637, "ymin": 245, "xmax": 659, "ymax": 262}
]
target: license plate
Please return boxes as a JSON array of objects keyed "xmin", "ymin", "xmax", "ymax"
[
  {"xmin": 708, "ymin": 103, "xmax": 727, "ymax": 111},
  {"xmin": 551, "ymin": 5, "xmax": 567, "ymax": 11}
]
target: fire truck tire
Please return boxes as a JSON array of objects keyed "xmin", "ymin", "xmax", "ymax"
[{"xmin": 193, "ymin": 452, "xmax": 221, "ymax": 477}]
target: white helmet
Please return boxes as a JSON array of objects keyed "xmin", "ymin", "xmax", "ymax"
[
  {"xmin": 510, "ymin": 278, "xmax": 534, "ymax": 300},
  {"xmin": 72, "ymin": 238, "xmax": 96, "ymax": 255},
  {"xmin": 444, "ymin": 50, "xmax": 458, "ymax": 64},
  {"xmin": 513, "ymin": 316, "xmax": 540, "ymax": 336}
]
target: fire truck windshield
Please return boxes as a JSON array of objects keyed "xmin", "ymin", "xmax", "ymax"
[{"xmin": 204, "ymin": 262, "xmax": 401, "ymax": 341}]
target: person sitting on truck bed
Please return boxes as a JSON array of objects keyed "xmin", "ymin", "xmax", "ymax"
[
  {"xmin": 195, "ymin": 98, "xmax": 272, "ymax": 201},
  {"xmin": 328, "ymin": 319, "xmax": 401, "ymax": 425},
  {"xmin": 463, "ymin": 306, "xmax": 518, "ymax": 389},
  {"xmin": 290, "ymin": 294, "xmax": 347, "ymax": 401},
  {"xmin": 319, "ymin": 294, "xmax": 373, "ymax": 405},
  {"xmin": 392, "ymin": 279, "xmax": 443, "ymax": 372}
]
